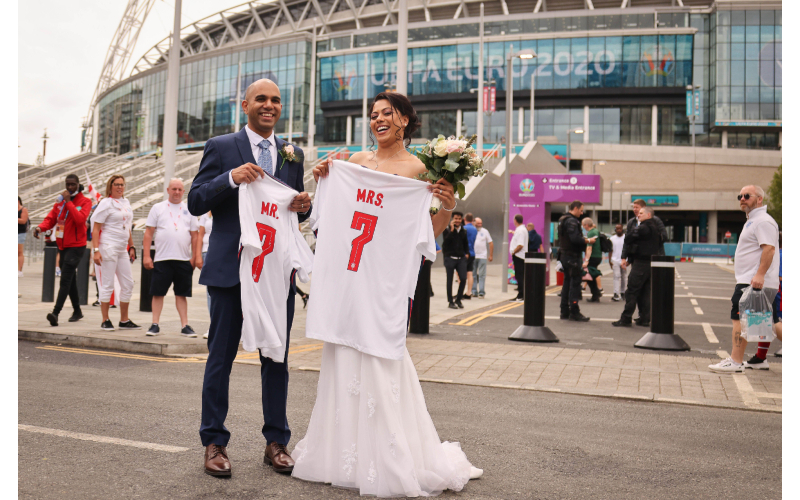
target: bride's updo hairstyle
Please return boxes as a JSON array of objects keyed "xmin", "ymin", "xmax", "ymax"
[{"xmin": 371, "ymin": 92, "xmax": 421, "ymax": 147}]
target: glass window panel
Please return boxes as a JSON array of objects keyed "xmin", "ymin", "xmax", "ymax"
[
  {"xmin": 717, "ymin": 42, "xmax": 730, "ymax": 60},
  {"xmin": 554, "ymin": 108, "xmax": 570, "ymax": 125},
  {"xmin": 589, "ymin": 108, "xmax": 604, "ymax": 124},
  {"xmin": 731, "ymin": 86, "xmax": 745, "ymax": 103},
  {"xmin": 676, "ymin": 34, "xmax": 693, "ymax": 60},
  {"xmin": 745, "ymin": 103, "xmax": 759, "ymax": 120},
  {"xmin": 570, "ymin": 108, "xmax": 583, "ymax": 125},
  {"xmin": 745, "ymin": 86, "xmax": 759, "ymax": 103},
  {"xmin": 745, "ymin": 60, "xmax": 759, "ymax": 85},
  {"xmin": 745, "ymin": 43, "xmax": 760, "ymax": 60},
  {"xmin": 746, "ymin": 26, "xmax": 760, "ymax": 42},
  {"xmin": 731, "ymin": 60, "xmax": 745, "ymax": 85},
  {"xmin": 571, "ymin": 37, "xmax": 588, "ymax": 88},
  {"xmin": 746, "ymin": 10, "xmax": 760, "ymax": 25},
  {"xmin": 760, "ymin": 103, "xmax": 775, "ymax": 120},
  {"xmin": 731, "ymin": 43, "xmax": 745, "ymax": 60},
  {"xmin": 718, "ymin": 11, "xmax": 730, "ymax": 26},
  {"xmin": 622, "ymin": 36, "xmax": 639, "ymax": 61},
  {"xmin": 761, "ymin": 26, "xmax": 774, "ymax": 43},
  {"xmin": 776, "ymin": 11, "xmax": 781, "ymax": 25},
  {"xmin": 536, "ymin": 17, "xmax": 554, "ymax": 33},
  {"xmin": 622, "ymin": 14, "xmax": 639, "ymax": 30},
  {"xmin": 553, "ymin": 39, "xmax": 571, "ymax": 89},
  {"xmin": 731, "ymin": 11, "xmax": 745, "ymax": 25},
  {"xmin": 775, "ymin": 26, "xmax": 781, "ymax": 41}
]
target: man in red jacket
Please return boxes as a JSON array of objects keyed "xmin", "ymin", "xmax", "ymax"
[{"xmin": 34, "ymin": 174, "xmax": 92, "ymax": 326}]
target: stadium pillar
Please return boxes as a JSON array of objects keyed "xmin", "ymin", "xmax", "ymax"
[
  {"xmin": 161, "ymin": 0, "xmax": 182, "ymax": 197},
  {"xmin": 396, "ymin": 0, "xmax": 408, "ymax": 95}
]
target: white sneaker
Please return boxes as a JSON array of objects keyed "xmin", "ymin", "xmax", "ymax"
[
  {"xmin": 203, "ymin": 330, "xmax": 209, "ymax": 339},
  {"xmin": 18, "ymin": 271, "xmax": 23, "ymax": 278},
  {"xmin": 775, "ymin": 348, "xmax": 782, "ymax": 357},
  {"xmin": 744, "ymin": 355, "xmax": 770, "ymax": 370},
  {"xmin": 708, "ymin": 357, "xmax": 744, "ymax": 373},
  {"xmin": 470, "ymin": 466, "xmax": 483, "ymax": 480},
  {"xmin": 55, "ymin": 267, "xmax": 61, "ymax": 277}
]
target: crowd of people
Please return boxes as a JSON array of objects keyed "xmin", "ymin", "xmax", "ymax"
[{"xmin": 23, "ymin": 172, "xmax": 215, "ymax": 337}]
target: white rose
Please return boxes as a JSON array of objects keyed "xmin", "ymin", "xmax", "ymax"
[
  {"xmin": 285, "ymin": 144, "xmax": 295, "ymax": 156},
  {"xmin": 433, "ymin": 138, "xmax": 449, "ymax": 157}
]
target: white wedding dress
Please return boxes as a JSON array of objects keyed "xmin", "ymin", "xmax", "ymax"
[{"xmin": 291, "ymin": 342, "xmax": 477, "ymax": 497}]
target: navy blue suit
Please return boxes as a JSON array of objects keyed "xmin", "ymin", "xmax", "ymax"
[{"xmin": 188, "ymin": 127, "xmax": 310, "ymax": 447}]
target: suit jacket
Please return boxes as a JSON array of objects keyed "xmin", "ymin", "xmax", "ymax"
[{"xmin": 188, "ymin": 127, "xmax": 310, "ymax": 288}]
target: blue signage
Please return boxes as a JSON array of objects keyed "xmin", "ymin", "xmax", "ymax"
[
  {"xmin": 714, "ymin": 121, "xmax": 781, "ymax": 127},
  {"xmin": 686, "ymin": 91, "xmax": 692, "ymax": 116},
  {"xmin": 631, "ymin": 194, "xmax": 678, "ymax": 207},
  {"xmin": 681, "ymin": 243, "xmax": 736, "ymax": 258}
]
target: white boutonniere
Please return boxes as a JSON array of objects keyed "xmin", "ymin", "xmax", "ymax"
[{"xmin": 279, "ymin": 143, "xmax": 298, "ymax": 170}]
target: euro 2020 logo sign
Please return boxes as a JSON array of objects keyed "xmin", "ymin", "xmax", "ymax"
[{"xmin": 519, "ymin": 178, "xmax": 534, "ymax": 193}]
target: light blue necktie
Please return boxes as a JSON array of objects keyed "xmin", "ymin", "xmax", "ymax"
[{"xmin": 257, "ymin": 139, "xmax": 273, "ymax": 176}]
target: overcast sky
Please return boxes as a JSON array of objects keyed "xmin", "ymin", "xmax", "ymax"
[{"xmin": 18, "ymin": 0, "xmax": 228, "ymax": 165}]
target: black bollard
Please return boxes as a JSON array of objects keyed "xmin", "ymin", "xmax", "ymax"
[
  {"xmin": 634, "ymin": 255, "xmax": 690, "ymax": 351},
  {"xmin": 139, "ymin": 248, "xmax": 156, "ymax": 312},
  {"xmin": 76, "ymin": 248, "xmax": 91, "ymax": 305},
  {"xmin": 41, "ymin": 246, "xmax": 58, "ymax": 302},
  {"xmin": 509, "ymin": 252, "xmax": 559, "ymax": 342},
  {"xmin": 409, "ymin": 259, "xmax": 433, "ymax": 334}
]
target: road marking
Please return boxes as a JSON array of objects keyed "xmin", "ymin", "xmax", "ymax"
[
  {"xmin": 732, "ymin": 374, "xmax": 761, "ymax": 407},
  {"xmin": 36, "ymin": 346, "xmax": 205, "ymax": 363},
  {"xmin": 717, "ymin": 350, "xmax": 729, "ymax": 359},
  {"xmin": 451, "ymin": 302, "xmax": 523, "ymax": 326},
  {"xmin": 702, "ymin": 323, "xmax": 719, "ymax": 343},
  {"xmin": 592, "ymin": 337, "xmax": 614, "ymax": 341},
  {"xmin": 237, "ymin": 343, "xmax": 325, "ymax": 360},
  {"xmin": 676, "ymin": 294, "xmax": 728, "ymax": 301},
  {"xmin": 683, "ymin": 286, "xmax": 689, "ymax": 290},
  {"xmin": 687, "ymin": 292, "xmax": 693, "ymax": 296},
  {"xmin": 491, "ymin": 315, "xmax": 731, "ymax": 328},
  {"xmin": 694, "ymin": 306, "xmax": 704, "ymax": 315},
  {"xmin": 690, "ymin": 299, "xmax": 698, "ymax": 306},
  {"xmin": 18, "ymin": 424, "xmax": 190, "ymax": 452}
]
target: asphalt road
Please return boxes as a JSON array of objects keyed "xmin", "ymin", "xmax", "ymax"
[
  {"xmin": 424, "ymin": 263, "xmax": 783, "ymax": 359},
  {"xmin": 19, "ymin": 339, "xmax": 781, "ymax": 499}
]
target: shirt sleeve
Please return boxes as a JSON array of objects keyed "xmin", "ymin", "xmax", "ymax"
[
  {"xmin": 753, "ymin": 220, "xmax": 779, "ymax": 249},
  {"xmin": 92, "ymin": 199, "xmax": 111, "ymax": 224},
  {"xmin": 228, "ymin": 171, "xmax": 239, "ymax": 189},
  {"xmin": 416, "ymin": 191, "xmax": 437, "ymax": 263},
  {"xmin": 189, "ymin": 214, "xmax": 199, "ymax": 231},
  {"xmin": 484, "ymin": 230, "xmax": 493, "ymax": 243},
  {"xmin": 237, "ymin": 183, "xmax": 262, "ymax": 250},
  {"xmin": 146, "ymin": 205, "xmax": 159, "ymax": 228}
]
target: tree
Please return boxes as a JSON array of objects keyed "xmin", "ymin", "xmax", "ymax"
[{"xmin": 767, "ymin": 164, "xmax": 781, "ymax": 228}]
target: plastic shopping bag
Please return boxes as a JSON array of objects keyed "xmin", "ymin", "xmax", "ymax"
[{"xmin": 738, "ymin": 287, "xmax": 775, "ymax": 343}]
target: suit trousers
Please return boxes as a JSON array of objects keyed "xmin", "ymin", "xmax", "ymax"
[
  {"xmin": 621, "ymin": 260, "xmax": 651, "ymax": 322},
  {"xmin": 443, "ymin": 255, "xmax": 467, "ymax": 303},
  {"xmin": 200, "ymin": 283, "xmax": 294, "ymax": 447}
]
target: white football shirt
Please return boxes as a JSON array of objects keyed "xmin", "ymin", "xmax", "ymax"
[
  {"xmin": 146, "ymin": 201, "xmax": 199, "ymax": 261},
  {"xmin": 238, "ymin": 175, "xmax": 314, "ymax": 361},
  {"xmin": 305, "ymin": 160, "xmax": 437, "ymax": 360},
  {"xmin": 734, "ymin": 206, "xmax": 780, "ymax": 288},
  {"xmin": 473, "ymin": 227, "xmax": 493, "ymax": 259},
  {"xmin": 92, "ymin": 197, "xmax": 132, "ymax": 248}
]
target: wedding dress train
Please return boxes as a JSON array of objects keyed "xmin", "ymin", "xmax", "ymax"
[{"xmin": 291, "ymin": 342, "xmax": 477, "ymax": 497}]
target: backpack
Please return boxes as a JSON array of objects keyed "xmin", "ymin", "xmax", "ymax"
[{"xmin": 599, "ymin": 233, "xmax": 613, "ymax": 253}]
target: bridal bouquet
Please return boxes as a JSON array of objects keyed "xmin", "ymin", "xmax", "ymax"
[{"xmin": 414, "ymin": 134, "xmax": 488, "ymax": 214}]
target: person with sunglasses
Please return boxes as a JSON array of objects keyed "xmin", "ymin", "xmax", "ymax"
[{"xmin": 709, "ymin": 185, "xmax": 780, "ymax": 373}]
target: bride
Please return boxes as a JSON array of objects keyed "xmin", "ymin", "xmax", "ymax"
[{"xmin": 291, "ymin": 91, "xmax": 482, "ymax": 497}]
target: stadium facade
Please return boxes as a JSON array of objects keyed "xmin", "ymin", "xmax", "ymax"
[{"xmin": 92, "ymin": 0, "xmax": 781, "ymax": 243}]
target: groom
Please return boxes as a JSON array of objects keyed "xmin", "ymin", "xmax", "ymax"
[{"xmin": 188, "ymin": 78, "xmax": 311, "ymax": 477}]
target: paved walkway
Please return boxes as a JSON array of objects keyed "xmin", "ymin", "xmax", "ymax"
[{"xmin": 18, "ymin": 259, "xmax": 780, "ymax": 413}]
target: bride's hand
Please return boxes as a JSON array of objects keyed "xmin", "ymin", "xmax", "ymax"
[
  {"xmin": 429, "ymin": 178, "xmax": 455, "ymax": 211},
  {"xmin": 313, "ymin": 158, "xmax": 332, "ymax": 182}
]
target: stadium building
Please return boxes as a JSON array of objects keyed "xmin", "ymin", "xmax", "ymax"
[{"xmin": 89, "ymin": 0, "xmax": 781, "ymax": 244}]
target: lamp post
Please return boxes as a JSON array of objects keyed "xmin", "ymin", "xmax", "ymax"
[
  {"xmin": 501, "ymin": 45, "xmax": 536, "ymax": 293},
  {"xmin": 529, "ymin": 72, "xmax": 535, "ymax": 142},
  {"xmin": 592, "ymin": 160, "xmax": 606, "ymax": 175},
  {"xmin": 566, "ymin": 127, "xmax": 584, "ymax": 171},
  {"xmin": 470, "ymin": 77, "xmax": 495, "ymax": 143},
  {"xmin": 609, "ymin": 180, "xmax": 621, "ymax": 227}
]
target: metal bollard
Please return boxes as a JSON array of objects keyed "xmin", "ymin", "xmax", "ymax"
[
  {"xmin": 509, "ymin": 252, "xmax": 559, "ymax": 342},
  {"xmin": 41, "ymin": 246, "xmax": 58, "ymax": 302},
  {"xmin": 139, "ymin": 248, "xmax": 156, "ymax": 312},
  {"xmin": 76, "ymin": 248, "xmax": 91, "ymax": 305},
  {"xmin": 409, "ymin": 259, "xmax": 433, "ymax": 334},
  {"xmin": 634, "ymin": 255, "xmax": 690, "ymax": 351}
]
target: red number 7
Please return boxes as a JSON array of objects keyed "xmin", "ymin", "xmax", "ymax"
[
  {"xmin": 348, "ymin": 211, "xmax": 378, "ymax": 272},
  {"xmin": 252, "ymin": 222, "xmax": 277, "ymax": 282}
]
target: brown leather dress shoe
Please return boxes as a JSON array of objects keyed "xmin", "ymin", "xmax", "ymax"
[
  {"xmin": 204, "ymin": 444, "xmax": 231, "ymax": 477},
  {"xmin": 264, "ymin": 442, "xmax": 295, "ymax": 473}
]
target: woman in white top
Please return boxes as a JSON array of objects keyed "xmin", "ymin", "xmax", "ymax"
[
  {"xmin": 91, "ymin": 175, "xmax": 140, "ymax": 331},
  {"xmin": 195, "ymin": 211, "xmax": 213, "ymax": 339},
  {"xmin": 292, "ymin": 92, "xmax": 481, "ymax": 497}
]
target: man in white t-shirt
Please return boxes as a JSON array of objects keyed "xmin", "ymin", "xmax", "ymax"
[
  {"xmin": 143, "ymin": 179, "xmax": 200, "ymax": 337},
  {"xmin": 509, "ymin": 214, "xmax": 528, "ymax": 301},
  {"xmin": 609, "ymin": 224, "xmax": 626, "ymax": 302},
  {"xmin": 709, "ymin": 185, "xmax": 780, "ymax": 374},
  {"xmin": 471, "ymin": 217, "xmax": 493, "ymax": 298}
]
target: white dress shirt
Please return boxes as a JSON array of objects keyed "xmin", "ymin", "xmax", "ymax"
[{"xmin": 228, "ymin": 125, "xmax": 278, "ymax": 189}]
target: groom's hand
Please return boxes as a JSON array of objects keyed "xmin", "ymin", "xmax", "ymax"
[
  {"xmin": 231, "ymin": 163, "xmax": 265, "ymax": 185},
  {"xmin": 289, "ymin": 192, "xmax": 311, "ymax": 213}
]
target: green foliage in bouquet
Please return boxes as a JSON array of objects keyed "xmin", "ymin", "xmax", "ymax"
[{"xmin": 413, "ymin": 134, "xmax": 488, "ymax": 214}]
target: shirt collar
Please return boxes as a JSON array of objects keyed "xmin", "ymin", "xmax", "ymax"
[
  {"xmin": 245, "ymin": 125, "xmax": 275, "ymax": 150},
  {"xmin": 747, "ymin": 206, "xmax": 767, "ymax": 219}
]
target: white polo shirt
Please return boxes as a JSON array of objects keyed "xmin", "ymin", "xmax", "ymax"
[
  {"xmin": 510, "ymin": 224, "xmax": 528, "ymax": 259},
  {"xmin": 474, "ymin": 227, "xmax": 493, "ymax": 259},
  {"xmin": 146, "ymin": 200, "xmax": 199, "ymax": 262},
  {"xmin": 734, "ymin": 206, "xmax": 780, "ymax": 288}
]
